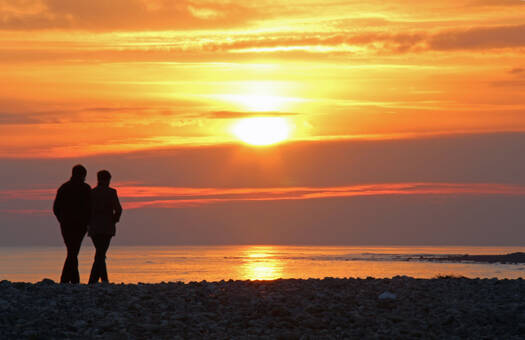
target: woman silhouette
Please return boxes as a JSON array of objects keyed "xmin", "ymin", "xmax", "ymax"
[{"xmin": 88, "ymin": 170, "xmax": 122, "ymax": 283}]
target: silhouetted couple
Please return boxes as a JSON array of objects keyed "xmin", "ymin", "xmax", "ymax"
[{"xmin": 53, "ymin": 165, "xmax": 122, "ymax": 284}]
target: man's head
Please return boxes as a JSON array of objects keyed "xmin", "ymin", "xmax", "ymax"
[
  {"xmin": 97, "ymin": 170, "xmax": 112, "ymax": 187},
  {"xmin": 71, "ymin": 164, "xmax": 87, "ymax": 182}
]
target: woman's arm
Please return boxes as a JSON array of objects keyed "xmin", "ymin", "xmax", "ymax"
[{"xmin": 113, "ymin": 189, "xmax": 123, "ymax": 223}]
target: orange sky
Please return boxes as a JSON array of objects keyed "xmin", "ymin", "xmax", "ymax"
[
  {"xmin": 0, "ymin": 0, "xmax": 524, "ymax": 157},
  {"xmin": 1, "ymin": 1, "xmax": 525, "ymax": 245}
]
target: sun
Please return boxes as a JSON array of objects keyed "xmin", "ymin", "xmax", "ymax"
[{"xmin": 232, "ymin": 117, "xmax": 291, "ymax": 146}]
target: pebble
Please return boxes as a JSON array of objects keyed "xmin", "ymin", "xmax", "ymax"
[
  {"xmin": 0, "ymin": 277, "xmax": 523, "ymax": 339},
  {"xmin": 378, "ymin": 291, "xmax": 397, "ymax": 300}
]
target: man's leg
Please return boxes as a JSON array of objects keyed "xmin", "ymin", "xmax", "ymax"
[
  {"xmin": 60, "ymin": 245, "xmax": 72, "ymax": 283},
  {"xmin": 60, "ymin": 226, "xmax": 85, "ymax": 284},
  {"xmin": 69, "ymin": 231, "xmax": 85, "ymax": 284},
  {"xmin": 60, "ymin": 227, "xmax": 73, "ymax": 283}
]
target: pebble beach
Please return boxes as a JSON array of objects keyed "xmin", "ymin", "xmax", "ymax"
[{"xmin": 1, "ymin": 276, "xmax": 524, "ymax": 339}]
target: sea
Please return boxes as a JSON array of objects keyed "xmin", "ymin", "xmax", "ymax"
[{"xmin": 1, "ymin": 245, "xmax": 524, "ymax": 284}]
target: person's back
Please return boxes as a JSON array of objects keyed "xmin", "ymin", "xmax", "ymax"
[
  {"xmin": 89, "ymin": 185, "xmax": 121, "ymax": 237},
  {"xmin": 54, "ymin": 179, "xmax": 91, "ymax": 227}
]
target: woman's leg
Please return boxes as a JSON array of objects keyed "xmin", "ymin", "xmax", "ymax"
[
  {"xmin": 89, "ymin": 235, "xmax": 112, "ymax": 283},
  {"xmin": 89, "ymin": 235, "xmax": 102, "ymax": 283},
  {"xmin": 99, "ymin": 236, "xmax": 111, "ymax": 282}
]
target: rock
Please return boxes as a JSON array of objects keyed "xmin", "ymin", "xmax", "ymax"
[
  {"xmin": 378, "ymin": 291, "xmax": 397, "ymax": 300},
  {"xmin": 37, "ymin": 278, "xmax": 56, "ymax": 285},
  {"xmin": 0, "ymin": 299, "xmax": 10, "ymax": 310},
  {"xmin": 73, "ymin": 320, "xmax": 87, "ymax": 329}
]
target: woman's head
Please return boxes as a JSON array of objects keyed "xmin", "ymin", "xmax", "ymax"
[{"xmin": 97, "ymin": 170, "xmax": 111, "ymax": 187}]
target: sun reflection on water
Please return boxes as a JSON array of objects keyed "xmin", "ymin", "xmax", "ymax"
[{"xmin": 241, "ymin": 246, "xmax": 283, "ymax": 280}]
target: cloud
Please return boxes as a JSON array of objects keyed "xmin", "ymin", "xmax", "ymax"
[
  {"xmin": 509, "ymin": 67, "xmax": 524, "ymax": 74},
  {"xmin": 491, "ymin": 80, "xmax": 525, "ymax": 88},
  {"xmin": 0, "ymin": 188, "xmax": 53, "ymax": 201},
  {"xmin": 0, "ymin": 0, "xmax": 261, "ymax": 31},
  {"xmin": 468, "ymin": 0, "xmax": 525, "ymax": 6},
  {"xmin": 2, "ymin": 131, "xmax": 524, "ymax": 188},
  {"xmin": 0, "ymin": 209, "xmax": 49, "ymax": 215},
  {"xmin": 0, "ymin": 113, "xmax": 42, "ymax": 125},
  {"xmin": 428, "ymin": 24, "xmax": 525, "ymax": 50},
  {"xmin": 3, "ymin": 182, "xmax": 525, "ymax": 213},
  {"xmin": 187, "ymin": 24, "xmax": 525, "ymax": 55},
  {"xmin": 0, "ymin": 108, "xmax": 114, "ymax": 125},
  {"xmin": 1, "ymin": 24, "xmax": 523, "ymax": 66},
  {"xmin": 0, "ymin": 105, "xmax": 199, "ymax": 126},
  {"xmin": 118, "ymin": 183, "xmax": 525, "ymax": 209}
]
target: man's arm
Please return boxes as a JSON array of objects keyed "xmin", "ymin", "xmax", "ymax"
[{"xmin": 52, "ymin": 186, "xmax": 63, "ymax": 222}]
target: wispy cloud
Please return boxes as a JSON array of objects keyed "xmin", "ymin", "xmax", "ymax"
[
  {"xmin": 0, "ymin": 113, "xmax": 43, "ymax": 125},
  {"xmin": 0, "ymin": 209, "xmax": 49, "ymax": 215},
  {"xmin": 196, "ymin": 24, "xmax": 525, "ymax": 54},
  {"xmin": 1, "ymin": 11, "xmax": 523, "ymax": 65},
  {"xmin": 3, "ymin": 183, "xmax": 525, "ymax": 214},
  {"xmin": 0, "ymin": 189, "xmax": 54, "ymax": 201},
  {"xmin": 0, "ymin": 0, "xmax": 262, "ymax": 31},
  {"xmin": 428, "ymin": 24, "xmax": 525, "ymax": 51},
  {"xmin": 0, "ymin": 106, "xmax": 139, "ymax": 125},
  {"xmin": 119, "ymin": 183, "xmax": 525, "ymax": 209},
  {"xmin": 468, "ymin": 0, "xmax": 524, "ymax": 7}
]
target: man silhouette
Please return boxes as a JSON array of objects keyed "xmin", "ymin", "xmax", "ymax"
[{"xmin": 53, "ymin": 164, "xmax": 91, "ymax": 283}]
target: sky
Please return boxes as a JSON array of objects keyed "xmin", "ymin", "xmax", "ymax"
[{"xmin": 0, "ymin": 0, "xmax": 524, "ymax": 245}]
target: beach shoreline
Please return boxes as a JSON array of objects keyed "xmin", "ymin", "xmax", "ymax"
[{"xmin": 1, "ymin": 277, "xmax": 524, "ymax": 339}]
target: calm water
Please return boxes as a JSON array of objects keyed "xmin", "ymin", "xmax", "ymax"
[{"xmin": 1, "ymin": 245, "xmax": 524, "ymax": 283}]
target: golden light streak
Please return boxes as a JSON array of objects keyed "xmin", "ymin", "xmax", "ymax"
[
  {"xmin": 208, "ymin": 80, "xmax": 304, "ymax": 113},
  {"xmin": 241, "ymin": 247, "xmax": 282, "ymax": 280}
]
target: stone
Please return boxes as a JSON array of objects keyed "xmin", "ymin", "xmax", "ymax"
[
  {"xmin": 37, "ymin": 278, "xmax": 56, "ymax": 285},
  {"xmin": 378, "ymin": 291, "xmax": 397, "ymax": 300}
]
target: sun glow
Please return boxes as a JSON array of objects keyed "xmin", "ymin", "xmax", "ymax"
[
  {"xmin": 241, "ymin": 247, "xmax": 283, "ymax": 280},
  {"xmin": 232, "ymin": 117, "xmax": 291, "ymax": 146},
  {"xmin": 224, "ymin": 94, "xmax": 288, "ymax": 112}
]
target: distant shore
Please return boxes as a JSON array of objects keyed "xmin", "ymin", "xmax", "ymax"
[
  {"xmin": 411, "ymin": 252, "xmax": 525, "ymax": 264},
  {"xmin": 1, "ymin": 277, "xmax": 524, "ymax": 339}
]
